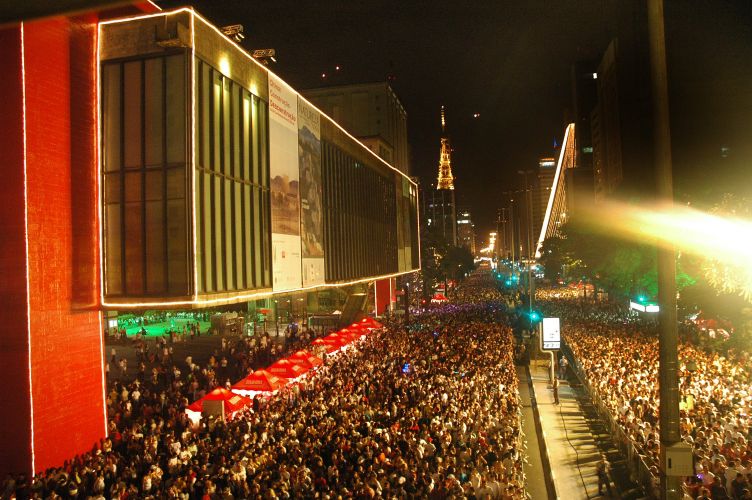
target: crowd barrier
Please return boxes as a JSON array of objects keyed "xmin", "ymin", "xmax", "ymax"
[{"xmin": 562, "ymin": 343, "xmax": 659, "ymax": 499}]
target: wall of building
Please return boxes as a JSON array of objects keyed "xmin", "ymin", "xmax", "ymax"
[
  {"xmin": 0, "ymin": 24, "xmax": 34, "ymax": 477},
  {"xmin": 0, "ymin": 16, "xmax": 107, "ymax": 476}
]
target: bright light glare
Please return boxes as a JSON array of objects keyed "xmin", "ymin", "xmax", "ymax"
[
  {"xmin": 581, "ymin": 200, "xmax": 752, "ymax": 300},
  {"xmin": 218, "ymin": 56, "xmax": 230, "ymax": 77}
]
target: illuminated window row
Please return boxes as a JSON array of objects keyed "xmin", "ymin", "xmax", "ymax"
[
  {"xmin": 195, "ymin": 59, "xmax": 272, "ymax": 293},
  {"xmin": 322, "ymin": 142, "xmax": 398, "ymax": 282}
]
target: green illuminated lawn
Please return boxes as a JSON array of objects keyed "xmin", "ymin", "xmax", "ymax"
[{"xmin": 123, "ymin": 319, "xmax": 212, "ymax": 338}]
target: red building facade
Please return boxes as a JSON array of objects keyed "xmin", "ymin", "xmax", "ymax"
[{"xmin": 0, "ymin": 3, "xmax": 157, "ymax": 477}]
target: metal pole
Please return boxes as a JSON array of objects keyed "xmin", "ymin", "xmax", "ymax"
[
  {"xmin": 403, "ymin": 283, "xmax": 410, "ymax": 324},
  {"xmin": 509, "ymin": 195, "xmax": 516, "ymax": 264},
  {"xmin": 647, "ymin": 1, "xmax": 680, "ymax": 498},
  {"xmin": 526, "ymin": 175, "xmax": 534, "ymax": 320}
]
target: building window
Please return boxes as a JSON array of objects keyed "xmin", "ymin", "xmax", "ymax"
[
  {"xmin": 321, "ymin": 142, "xmax": 398, "ymax": 282},
  {"xmin": 195, "ymin": 58, "xmax": 272, "ymax": 294},
  {"xmin": 102, "ymin": 53, "xmax": 189, "ymax": 298}
]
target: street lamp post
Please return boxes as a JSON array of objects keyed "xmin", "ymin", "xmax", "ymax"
[
  {"xmin": 647, "ymin": 1, "xmax": 682, "ymax": 498},
  {"xmin": 518, "ymin": 170, "xmax": 535, "ymax": 329}
]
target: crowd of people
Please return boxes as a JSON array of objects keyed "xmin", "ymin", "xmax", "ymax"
[
  {"xmin": 3, "ymin": 273, "xmax": 526, "ymax": 499},
  {"xmin": 542, "ymin": 294, "xmax": 752, "ymax": 499}
]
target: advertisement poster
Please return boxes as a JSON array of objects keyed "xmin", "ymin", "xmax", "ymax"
[
  {"xmin": 269, "ymin": 74, "xmax": 302, "ymax": 291},
  {"xmin": 297, "ymin": 98, "xmax": 325, "ymax": 286}
]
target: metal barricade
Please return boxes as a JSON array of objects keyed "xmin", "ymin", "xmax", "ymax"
[{"xmin": 564, "ymin": 344, "xmax": 659, "ymax": 499}]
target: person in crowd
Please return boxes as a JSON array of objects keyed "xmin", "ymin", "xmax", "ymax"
[
  {"xmin": 2, "ymin": 271, "xmax": 528, "ymax": 499},
  {"xmin": 540, "ymin": 287, "xmax": 751, "ymax": 499},
  {"xmin": 596, "ymin": 454, "xmax": 613, "ymax": 496}
]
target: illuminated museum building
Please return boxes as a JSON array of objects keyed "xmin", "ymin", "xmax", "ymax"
[
  {"xmin": 0, "ymin": 5, "xmax": 419, "ymax": 476},
  {"xmin": 101, "ymin": 10, "xmax": 419, "ymax": 306}
]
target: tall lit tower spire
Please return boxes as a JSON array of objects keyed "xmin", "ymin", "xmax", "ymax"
[{"xmin": 437, "ymin": 106, "xmax": 455, "ymax": 190}]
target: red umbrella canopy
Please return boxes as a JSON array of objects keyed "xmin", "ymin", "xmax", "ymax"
[
  {"xmin": 288, "ymin": 350, "xmax": 323, "ymax": 368},
  {"xmin": 267, "ymin": 359, "xmax": 310, "ymax": 379},
  {"xmin": 188, "ymin": 387, "xmax": 252, "ymax": 414},
  {"xmin": 231, "ymin": 369, "xmax": 285, "ymax": 392}
]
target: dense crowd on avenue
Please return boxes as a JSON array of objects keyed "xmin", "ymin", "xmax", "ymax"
[
  {"xmin": 542, "ymin": 295, "xmax": 752, "ymax": 499},
  {"xmin": 2, "ymin": 273, "xmax": 525, "ymax": 499}
]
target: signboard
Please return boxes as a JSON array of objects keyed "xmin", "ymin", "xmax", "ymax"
[
  {"xmin": 630, "ymin": 301, "xmax": 660, "ymax": 313},
  {"xmin": 630, "ymin": 301, "xmax": 646, "ymax": 312},
  {"xmin": 252, "ymin": 49, "xmax": 276, "ymax": 58},
  {"xmin": 542, "ymin": 317, "xmax": 561, "ymax": 350},
  {"xmin": 297, "ymin": 98, "xmax": 325, "ymax": 286},
  {"xmin": 269, "ymin": 74, "xmax": 302, "ymax": 291}
]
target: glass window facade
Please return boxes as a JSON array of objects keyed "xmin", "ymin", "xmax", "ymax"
[
  {"xmin": 102, "ymin": 53, "xmax": 189, "ymax": 297},
  {"xmin": 321, "ymin": 142, "xmax": 398, "ymax": 282},
  {"xmin": 195, "ymin": 59, "xmax": 272, "ymax": 294},
  {"xmin": 100, "ymin": 12, "xmax": 419, "ymax": 306}
]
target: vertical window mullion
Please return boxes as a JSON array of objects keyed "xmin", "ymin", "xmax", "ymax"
[{"xmin": 119, "ymin": 62, "xmax": 127, "ymax": 293}]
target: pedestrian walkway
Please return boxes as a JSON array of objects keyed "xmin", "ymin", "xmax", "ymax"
[
  {"xmin": 526, "ymin": 360, "xmax": 648, "ymax": 499},
  {"xmin": 529, "ymin": 361, "xmax": 605, "ymax": 499}
]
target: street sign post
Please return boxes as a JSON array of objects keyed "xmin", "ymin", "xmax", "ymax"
[{"xmin": 541, "ymin": 317, "xmax": 560, "ymax": 350}]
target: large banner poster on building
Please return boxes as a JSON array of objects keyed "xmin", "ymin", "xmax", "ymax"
[
  {"xmin": 269, "ymin": 74, "xmax": 302, "ymax": 291},
  {"xmin": 297, "ymin": 98, "xmax": 325, "ymax": 287}
]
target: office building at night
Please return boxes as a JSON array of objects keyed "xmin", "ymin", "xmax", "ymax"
[
  {"xmin": 457, "ymin": 209, "xmax": 476, "ymax": 254},
  {"xmin": 303, "ymin": 82, "xmax": 410, "ymax": 176}
]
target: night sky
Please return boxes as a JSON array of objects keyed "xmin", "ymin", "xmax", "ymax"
[{"xmin": 160, "ymin": 0, "xmax": 752, "ymax": 235}]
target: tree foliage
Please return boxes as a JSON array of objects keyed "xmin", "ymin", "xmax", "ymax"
[{"xmin": 419, "ymin": 224, "xmax": 476, "ymax": 298}]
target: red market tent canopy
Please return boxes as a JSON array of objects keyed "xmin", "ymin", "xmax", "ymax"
[
  {"xmin": 337, "ymin": 328, "xmax": 363, "ymax": 342},
  {"xmin": 267, "ymin": 359, "xmax": 310, "ymax": 379},
  {"xmin": 231, "ymin": 369, "xmax": 286, "ymax": 393},
  {"xmin": 287, "ymin": 350, "xmax": 323, "ymax": 369},
  {"xmin": 357, "ymin": 317, "xmax": 383, "ymax": 329},
  {"xmin": 311, "ymin": 337, "xmax": 344, "ymax": 353},
  {"xmin": 187, "ymin": 388, "xmax": 251, "ymax": 415},
  {"xmin": 324, "ymin": 332, "xmax": 352, "ymax": 345},
  {"xmin": 432, "ymin": 293, "xmax": 448, "ymax": 302}
]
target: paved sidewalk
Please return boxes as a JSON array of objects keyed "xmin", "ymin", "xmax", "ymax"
[{"xmin": 530, "ymin": 362, "xmax": 604, "ymax": 499}]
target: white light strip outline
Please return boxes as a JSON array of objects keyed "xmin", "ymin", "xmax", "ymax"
[
  {"xmin": 98, "ymin": 8, "xmax": 421, "ymax": 309},
  {"xmin": 145, "ymin": 0, "xmax": 162, "ymax": 12},
  {"xmin": 94, "ymin": 22, "xmax": 109, "ymax": 438},
  {"xmin": 97, "ymin": 7, "xmax": 192, "ymax": 26},
  {"xmin": 96, "ymin": 22, "xmax": 106, "ymax": 313},
  {"xmin": 20, "ymin": 22, "xmax": 36, "ymax": 475},
  {"xmin": 536, "ymin": 123, "xmax": 573, "ymax": 258},
  {"xmin": 102, "ymin": 268, "xmax": 417, "ymax": 308},
  {"xmin": 190, "ymin": 13, "xmax": 198, "ymax": 299}
]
